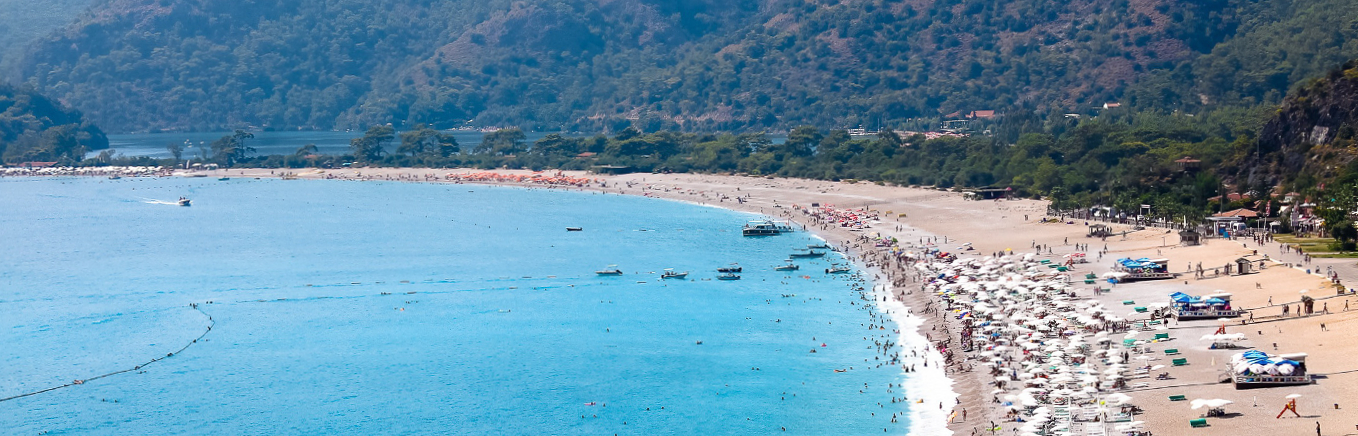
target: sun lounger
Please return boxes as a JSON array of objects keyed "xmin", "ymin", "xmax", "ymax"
[
  {"xmin": 1154, "ymin": 333, "xmax": 1170, "ymax": 340},
  {"xmin": 1172, "ymin": 358, "xmax": 1188, "ymax": 366},
  {"xmin": 1164, "ymin": 349, "xmax": 1179, "ymax": 355},
  {"xmin": 1122, "ymin": 300, "xmax": 1135, "ymax": 305},
  {"xmin": 1131, "ymin": 382, "xmax": 1150, "ymax": 389},
  {"xmin": 1190, "ymin": 418, "xmax": 1208, "ymax": 428},
  {"xmin": 1085, "ymin": 279, "xmax": 1096, "ymax": 284},
  {"xmin": 1169, "ymin": 395, "xmax": 1187, "ymax": 401},
  {"xmin": 1135, "ymin": 307, "xmax": 1148, "ymax": 313}
]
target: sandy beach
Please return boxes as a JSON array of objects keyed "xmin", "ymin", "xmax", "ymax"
[{"xmin": 17, "ymin": 165, "xmax": 1356, "ymax": 435}]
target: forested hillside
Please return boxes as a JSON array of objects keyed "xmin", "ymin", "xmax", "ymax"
[
  {"xmin": 0, "ymin": 0, "xmax": 93, "ymax": 75},
  {"xmin": 0, "ymin": 85, "xmax": 108, "ymax": 163},
  {"xmin": 14, "ymin": 0, "xmax": 1349, "ymax": 133},
  {"xmin": 1246, "ymin": 60, "xmax": 1358, "ymax": 189},
  {"xmin": 1124, "ymin": 0, "xmax": 1358, "ymax": 110}
]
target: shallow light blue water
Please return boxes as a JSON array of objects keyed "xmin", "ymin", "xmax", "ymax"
[{"xmin": 0, "ymin": 177, "xmax": 908, "ymax": 435}]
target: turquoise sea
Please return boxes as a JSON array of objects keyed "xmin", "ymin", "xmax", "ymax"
[{"xmin": 0, "ymin": 177, "xmax": 909, "ymax": 434}]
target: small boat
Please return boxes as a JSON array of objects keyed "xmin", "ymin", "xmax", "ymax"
[
  {"xmin": 717, "ymin": 273, "xmax": 741, "ymax": 281},
  {"xmin": 595, "ymin": 265, "xmax": 623, "ymax": 275},
  {"xmin": 774, "ymin": 259, "xmax": 800, "ymax": 271},
  {"xmin": 566, "ymin": 227, "xmax": 583, "ymax": 231},
  {"xmin": 717, "ymin": 264, "xmax": 742, "ymax": 273},
  {"xmin": 808, "ymin": 243, "xmax": 831, "ymax": 249},
  {"xmin": 177, "ymin": 197, "xmax": 191, "ymax": 207},
  {"xmin": 826, "ymin": 265, "xmax": 851, "ymax": 274},
  {"xmin": 661, "ymin": 269, "xmax": 689, "ymax": 279},
  {"xmin": 789, "ymin": 249, "xmax": 825, "ymax": 258},
  {"xmin": 218, "ymin": 177, "xmax": 230, "ymax": 181},
  {"xmin": 108, "ymin": 175, "xmax": 121, "ymax": 180}
]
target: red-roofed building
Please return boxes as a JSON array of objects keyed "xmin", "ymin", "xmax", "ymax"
[
  {"xmin": 1174, "ymin": 156, "xmax": 1201, "ymax": 172},
  {"xmin": 1213, "ymin": 208, "xmax": 1259, "ymax": 218},
  {"xmin": 1208, "ymin": 193, "xmax": 1247, "ymax": 203}
]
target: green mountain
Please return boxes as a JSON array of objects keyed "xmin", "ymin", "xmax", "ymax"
[
  {"xmin": 1248, "ymin": 60, "xmax": 1358, "ymax": 188},
  {"xmin": 10, "ymin": 0, "xmax": 1358, "ymax": 133},
  {"xmin": 0, "ymin": 85, "xmax": 109, "ymax": 163},
  {"xmin": 0, "ymin": 0, "xmax": 93, "ymax": 76}
]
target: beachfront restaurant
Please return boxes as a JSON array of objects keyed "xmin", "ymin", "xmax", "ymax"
[
  {"xmin": 1169, "ymin": 292, "xmax": 1242, "ymax": 320},
  {"xmin": 1111, "ymin": 257, "xmax": 1175, "ymax": 281},
  {"xmin": 1230, "ymin": 351, "xmax": 1313, "ymax": 388}
]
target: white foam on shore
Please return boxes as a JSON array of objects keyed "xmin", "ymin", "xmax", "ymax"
[{"xmin": 874, "ymin": 282, "xmax": 959, "ymax": 436}]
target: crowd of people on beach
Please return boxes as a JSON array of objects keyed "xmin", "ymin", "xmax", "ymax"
[{"xmin": 776, "ymin": 204, "xmax": 1167, "ymax": 435}]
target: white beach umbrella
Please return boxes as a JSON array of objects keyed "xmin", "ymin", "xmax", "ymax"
[
  {"xmin": 1190, "ymin": 399, "xmax": 1233, "ymax": 410},
  {"xmin": 1104, "ymin": 393, "xmax": 1133, "ymax": 405}
]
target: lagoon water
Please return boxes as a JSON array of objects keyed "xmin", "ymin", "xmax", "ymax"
[{"xmin": 0, "ymin": 177, "xmax": 909, "ymax": 434}]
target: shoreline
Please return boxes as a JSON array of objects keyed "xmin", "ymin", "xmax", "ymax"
[{"xmin": 13, "ymin": 166, "xmax": 1356, "ymax": 435}]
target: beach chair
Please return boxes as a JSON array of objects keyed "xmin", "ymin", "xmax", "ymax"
[
  {"xmin": 1164, "ymin": 348, "xmax": 1180, "ymax": 355},
  {"xmin": 1169, "ymin": 395, "xmax": 1187, "ymax": 401},
  {"xmin": 1154, "ymin": 333, "xmax": 1170, "ymax": 340},
  {"xmin": 1172, "ymin": 358, "xmax": 1188, "ymax": 366},
  {"xmin": 1190, "ymin": 418, "xmax": 1208, "ymax": 428}
]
